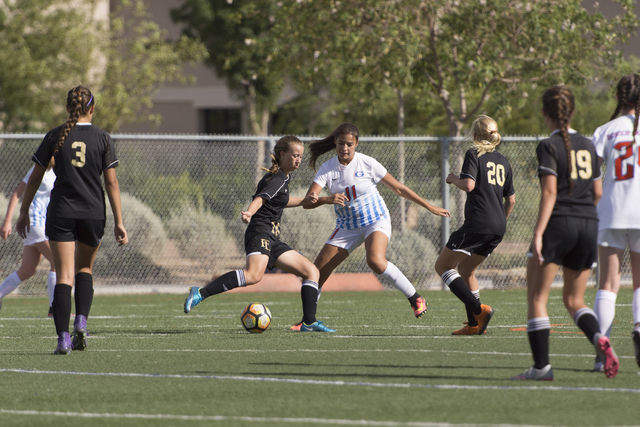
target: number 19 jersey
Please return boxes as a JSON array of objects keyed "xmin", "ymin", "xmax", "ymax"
[
  {"xmin": 592, "ymin": 115, "xmax": 640, "ymax": 230},
  {"xmin": 314, "ymin": 153, "xmax": 390, "ymax": 229}
]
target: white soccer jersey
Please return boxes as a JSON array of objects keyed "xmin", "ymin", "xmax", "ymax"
[
  {"xmin": 314, "ymin": 153, "xmax": 390, "ymax": 229},
  {"xmin": 592, "ymin": 114, "xmax": 640, "ymax": 230},
  {"xmin": 22, "ymin": 166, "xmax": 56, "ymax": 228}
]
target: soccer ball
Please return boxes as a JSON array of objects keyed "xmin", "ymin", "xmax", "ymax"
[{"xmin": 241, "ymin": 303, "xmax": 272, "ymax": 333}]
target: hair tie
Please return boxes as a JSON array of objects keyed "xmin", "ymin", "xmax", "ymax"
[{"xmin": 87, "ymin": 94, "xmax": 93, "ymax": 107}]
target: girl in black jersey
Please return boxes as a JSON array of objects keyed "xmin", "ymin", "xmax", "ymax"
[
  {"xmin": 16, "ymin": 85, "xmax": 128, "ymax": 355},
  {"xmin": 183, "ymin": 136, "xmax": 336, "ymax": 332},
  {"xmin": 435, "ymin": 115, "xmax": 515, "ymax": 335},
  {"xmin": 511, "ymin": 85, "xmax": 618, "ymax": 380}
]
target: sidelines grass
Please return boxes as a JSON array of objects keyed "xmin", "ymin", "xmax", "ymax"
[{"xmin": 0, "ymin": 287, "xmax": 638, "ymax": 427}]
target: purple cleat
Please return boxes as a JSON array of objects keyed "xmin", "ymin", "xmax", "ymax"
[
  {"xmin": 54, "ymin": 332, "xmax": 73, "ymax": 355},
  {"xmin": 71, "ymin": 314, "xmax": 88, "ymax": 351}
]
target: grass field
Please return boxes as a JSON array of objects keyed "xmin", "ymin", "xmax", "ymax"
[{"xmin": 1, "ymin": 287, "xmax": 638, "ymax": 427}]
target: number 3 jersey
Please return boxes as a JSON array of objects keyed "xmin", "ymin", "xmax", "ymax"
[
  {"xmin": 33, "ymin": 123, "xmax": 118, "ymax": 220},
  {"xmin": 314, "ymin": 152, "xmax": 390, "ymax": 229},
  {"xmin": 536, "ymin": 129, "xmax": 601, "ymax": 220},
  {"xmin": 592, "ymin": 115, "xmax": 640, "ymax": 230},
  {"xmin": 459, "ymin": 148, "xmax": 515, "ymax": 235}
]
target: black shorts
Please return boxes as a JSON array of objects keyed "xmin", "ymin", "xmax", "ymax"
[
  {"xmin": 534, "ymin": 216, "xmax": 597, "ymax": 271},
  {"xmin": 46, "ymin": 217, "xmax": 105, "ymax": 247},
  {"xmin": 446, "ymin": 230, "xmax": 503, "ymax": 257},
  {"xmin": 244, "ymin": 231, "xmax": 293, "ymax": 270}
]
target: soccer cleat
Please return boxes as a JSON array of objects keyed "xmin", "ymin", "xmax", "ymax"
[
  {"xmin": 511, "ymin": 364, "xmax": 554, "ymax": 381},
  {"xmin": 184, "ymin": 287, "xmax": 203, "ymax": 313},
  {"xmin": 54, "ymin": 332, "xmax": 73, "ymax": 355},
  {"xmin": 452, "ymin": 322, "xmax": 485, "ymax": 335},
  {"xmin": 632, "ymin": 330, "xmax": 640, "ymax": 368},
  {"xmin": 71, "ymin": 314, "xmax": 88, "ymax": 351},
  {"xmin": 594, "ymin": 333, "xmax": 619, "ymax": 378},
  {"xmin": 289, "ymin": 322, "xmax": 303, "ymax": 331},
  {"xmin": 473, "ymin": 304, "xmax": 494, "ymax": 335},
  {"xmin": 411, "ymin": 296, "xmax": 428, "ymax": 318},
  {"xmin": 300, "ymin": 321, "xmax": 336, "ymax": 333},
  {"xmin": 47, "ymin": 306, "xmax": 53, "ymax": 319}
]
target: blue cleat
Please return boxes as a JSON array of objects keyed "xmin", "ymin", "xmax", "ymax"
[
  {"xmin": 300, "ymin": 320, "xmax": 336, "ymax": 333},
  {"xmin": 71, "ymin": 314, "xmax": 88, "ymax": 351},
  {"xmin": 184, "ymin": 287, "xmax": 203, "ymax": 313},
  {"xmin": 54, "ymin": 332, "xmax": 72, "ymax": 355}
]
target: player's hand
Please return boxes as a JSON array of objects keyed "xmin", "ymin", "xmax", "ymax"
[
  {"xmin": 115, "ymin": 224, "xmax": 128, "ymax": 246},
  {"xmin": 241, "ymin": 211, "xmax": 252, "ymax": 224},
  {"xmin": 329, "ymin": 193, "xmax": 346, "ymax": 207},
  {"xmin": 429, "ymin": 206, "xmax": 450, "ymax": 217},
  {"xmin": 0, "ymin": 222, "xmax": 12, "ymax": 241},
  {"xmin": 530, "ymin": 235, "xmax": 544, "ymax": 265},
  {"xmin": 15, "ymin": 213, "xmax": 29, "ymax": 239},
  {"xmin": 305, "ymin": 192, "xmax": 318, "ymax": 204},
  {"xmin": 445, "ymin": 173, "xmax": 458, "ymax": 185}
]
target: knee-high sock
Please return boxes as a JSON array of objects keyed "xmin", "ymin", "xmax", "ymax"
[
  {"xmin": 301, "ymin": 280, "xmax": 319, "ymax": 325},
  {"xmin": 74, "ymin": 273, "xmax": 94, "ymax": 318},
  {"xmin": 47, "ymin": 272, "xmax": 56, "ymax": 307},
  {"xmin": 200, "ymin": 270, "xmax": 245, "ymax": 298},
  {"xmin": 467, "ymin": 290, "xmax": 480, "ymax": 326},
  {"xmin": 379, "ymin": 262, "xmax": 416, "ymax": 298},
  {"xmin": 441, "ymin": 269, "xmax": 481, "ymax": 315},
  {"xmin": 0, "ymin": 272, "xmax": 22, "ymax": 299},
  {"xmin": 52, "ymin": 285, "xmax": 72, "ymax": 335},
  {"xmin": 574, "ymin": 307, "xmax": 600, "ymax": 344},
  {"xmin": 632, "ymin": 287, "xmax": 640, "ymax": 326},
  {"xmin": 527, "ymin": 317, "xmax": 551, "ymax": 369},
  {"xmin": 594, "ymin": 289, "xmax": 616, "ymax": 337}
]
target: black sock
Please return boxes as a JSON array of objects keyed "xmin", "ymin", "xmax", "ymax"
[
  {"xmin": 528, "ymin": 329, "xmax": 550, "ymax": 369},
  {"xmin": 408, "ymin": 292, "xmax": 420, "ymax": 308},
  {"xmin": 466, "ymin": 306, "xmax": 478, "ymax": 327},
  {"xmin": 576, "ymin": 312, "xmax": 600, "ymax": 344},
  {"xmin": 52, "ymin": 285, "xmax": 72, "ymax": 335},
  {"xmin": 301, "ymin": 280, "xmax": 319, "ymax": 324},
  {"xmin": 441, "ymin": 270, "xmax": 481, "ymax": 315},
  {"xmin": 200, "ymin": 270, "xmax": 243, "ymax": 299},
  {"xmin": 74, "ymin": 272, "xmax": 94, "ymax": 318}
]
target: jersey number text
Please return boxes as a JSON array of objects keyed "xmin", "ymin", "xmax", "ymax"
[
  {"xmin": 71, "ymin": 141, "xmax": 86, "ymax": 168},
  {"xmin": 344, "ymin": 185, "xmax": 357, "ymax": 201},
  {"xmin": 486, "ymin": 162, "xmax": 506, "ymax": 186},
  {"xmin": 613, "ymin": 141, "xmax": 639, "ymax": 181},
  {"xmin": 570, "ymin": 149, "xmax": 592, "ymax": 180}
]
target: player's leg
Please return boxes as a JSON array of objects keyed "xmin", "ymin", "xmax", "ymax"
[
  {"xmin": 629, "ymin": 248, "xmax": 640, "ymax": 367},
  {"xmin": 34, "ymin": 240, "xmax": 56, "ymax": 316},
  {"xmin": 454, "ymin": 254, "xmax": 487, "ymax": 334},
  {"xmin": 594, "ymin": 244, "xmax": 624, "ymax": 339},
  {"xmin": 0, "ymin": 245, "xmax": 41, "ymax": 308},
  {"xmin": 49, "ymin": 240, "xmax": 76, "ymax": 355}
]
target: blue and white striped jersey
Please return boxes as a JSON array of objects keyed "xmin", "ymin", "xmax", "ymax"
[{"xmin": 22, "ymin": 166, "xmax": 56, "ymax": 228}]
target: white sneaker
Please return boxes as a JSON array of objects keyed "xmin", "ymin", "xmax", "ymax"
[{"xmin": 511, "ymin": 364, "xmax": 553, "ymax": 381}]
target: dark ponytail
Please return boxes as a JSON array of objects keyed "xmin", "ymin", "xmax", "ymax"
[
  {"xmin": 611, "ymin": 74, "xmax": 640, "ymax": 138},
  {"xmin": 308, "ymin": 123, "xmax": 359, "ymax": 171},
  {"xmin": 542, "ymin": 85, "xmax": 575, "ymax": 193},
  {"xmin": 50, "ymin": 85, "xmax": 93, "ymax": 168}
]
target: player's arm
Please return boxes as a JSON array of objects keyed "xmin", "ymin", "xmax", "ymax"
[
  {"xmin": 16, "ymin": 165, "xmax": 46, "ymax": 239},
  {"xmin": 242, "ymin": 197, "xmax": 265, "ymax": 223},
  {"xmin": 302, "ymin": 182, "xmax": 345, "ymax": 209},
  {"xmin": 530, "ymin": 174, "xmax": 557, "ymax": 265},
  {"xmin": 104, "ymin": 167, "xmax": 128, "ymax": 246},
  {"xmin": 1, "ymin": 181, "xmax": 26, "ymax": 240},
  {"xmin": 380, "ymin": 173, "xmax": 450, "ymax": 217},
  {"xmin": 504, "ymin": 194, "xmax": 516, "ymax": 219},
  {"xmin": 592, "ymin": 178, "xmax": 602, "ymax": 206},
  {"xmin": 445, "ymin": 173, "xmax": 475, "ymax": 192}
]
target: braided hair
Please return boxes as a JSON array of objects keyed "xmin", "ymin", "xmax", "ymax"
[
  {"xmin": 50, "ymin": 86, "xmax": 94, "ymax": 168},
  {"xmin": 263, "ymin": 136, "xmax": 304, "ymax": 174},
  {"xmin": 308, "ymin": 123, "xmax": 360, "ymax": 171},
  {"xmin": 469, "ymin": 115, "xmax": 501, "ymax": 157},
  {"xmin": 610, "ymin": 74, "xmax": 640, "ymax": 138},
  {"xmin": 542, "ymin": 85, "xmax": 575, "ymax": 193}
]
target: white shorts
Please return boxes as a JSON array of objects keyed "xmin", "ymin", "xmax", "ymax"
[
  {"xmin": 597, "ymin": 228, "xmax": 640, "ymax": 253},
  {"xmin": 325, "ymin": 219, "xmax": 392, "ymax": 253},
  {"xmin": 23, "ymin": 226, "xmax": 48, "ymax": 246}
]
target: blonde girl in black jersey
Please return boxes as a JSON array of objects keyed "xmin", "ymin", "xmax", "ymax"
[
  {"xmin": 16, "ymin": 85, "xmax": 128, "ymax": 355},
  {"xmin": 512, "ymin": 85, "xmax": 618, "ymax": 380}
]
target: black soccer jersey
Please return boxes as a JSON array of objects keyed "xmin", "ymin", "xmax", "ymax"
[
  {"xmin": 536, "ymin": 131, "xmax": 601, "ymax": 219},
  {"xmin": 246, "ymin": 169, "xmax": 291, "ymax": 237},
  {"xmin": 32, "ymin": 123, "xmax": 118, "ymax": 220},
  {"xmin": 459, "ymin": 148, "xmax": 515, "ymax": 235}
]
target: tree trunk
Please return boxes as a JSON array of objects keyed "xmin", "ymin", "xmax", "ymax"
[
  {"xmin": 397, "ymin": 88, "xmax": 406, "ymax": 232},
  {"xmin": 245, "ymin": 85, "xmax": 269, "ymax": 188}
]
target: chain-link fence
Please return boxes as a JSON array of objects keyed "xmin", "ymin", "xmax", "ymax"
[{"xmin": 0, "ymin": 133, "xmax": 629, "ymax": 295}]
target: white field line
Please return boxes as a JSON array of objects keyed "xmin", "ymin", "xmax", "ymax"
[
  {"xmin": 0, "ymin": 409, "xmax": 558, "ymax": 427},
  {"xmin": 1, "ymin": 368, "xmax": 639, "ymax": 394}
]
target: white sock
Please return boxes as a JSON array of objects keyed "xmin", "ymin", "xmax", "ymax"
[
  {"xmin": 379, "ymin": 261, "xmax": 416, "ymax": 298},
  {"xmin": 317, "ymin": 288, "xmax": 322, "ymax": 303},
  {"xmin": 594, "ymin": 289, "xmax": 617, "ymax": 338},
  {"xmin": 471, "ymin": 289, "xmax": 480, "ymax": 300},
  {"xmin": 633, "ymin": 287, "xmax": 640, "ymax": 326},
  {"xmin": 0, "ymin": 272, "xmax": 22, "ymax": 299},
  {"xmin": 47, "ymin": 272, "xmax": 56, "ymax": 306}
]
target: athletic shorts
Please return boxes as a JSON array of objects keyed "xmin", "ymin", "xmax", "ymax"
[
  {"xmin": 45, "ymin": 218, "xmax": 105, "ymax": 247},
  {"xmin": 325, "ymin": 218, "xmax": 392, "ymax": 253},
  {"xmin": 23, "ymin": 226, "xmax": 48, "ymax": 246},
  {"xmin": 445, "ymin": 230, "xmax": 503, "ymax": 257},
  {"xmin": 528, "ymin": 216, "xmax": 597, "ymax": 271},
  {"xmin": 244, "ymin": 231, "xmax": 293, "ymax": 270},
  {"xmin": 598, "ymin": 228, "xmax": 640, "ymax": 253}
]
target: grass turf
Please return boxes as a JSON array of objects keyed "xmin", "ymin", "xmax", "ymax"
[{"xmin": 0, "ymin": 287, "xmax": 638, "ymax": 427}]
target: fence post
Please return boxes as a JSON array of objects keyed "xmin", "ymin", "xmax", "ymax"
[{"xmin": 441, "ymin": 137, "xmax": 450, "ymax": 290}]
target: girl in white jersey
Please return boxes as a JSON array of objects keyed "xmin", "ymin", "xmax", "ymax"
[
  {"xmin": 291, "ymin": 123, "xmax": 450, "ymax": 330},
  {"xmin": 592, "ymin": 74, "xmax": 640, "ymax": 370},
  {"xmin": 0, "ymin": 166, "xmax": 56, "ymax": 316}
]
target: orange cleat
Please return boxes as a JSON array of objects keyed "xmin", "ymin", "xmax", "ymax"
[
  {"xmin": 452, "ymin": 322, "xmax": 486, "ymax": 335},
  {"xmin": 412, "ymin": 296, "xmax": 428, "ymax": 318},
  {"xmin": 289, "ymin": 322, "xmax": 303, "ymax": 331},
  {"xmin": 473, "ymin": 304, "xmax": 494, "ymax": 335}
]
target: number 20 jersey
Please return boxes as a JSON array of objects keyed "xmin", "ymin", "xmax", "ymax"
[
  {"xmin": 592, "ymin": 115, "xmax": 640, "ymax": 230},
  {"xmin": 314, "ymin": 152, "xmax": 390, "ymax": 229}
]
